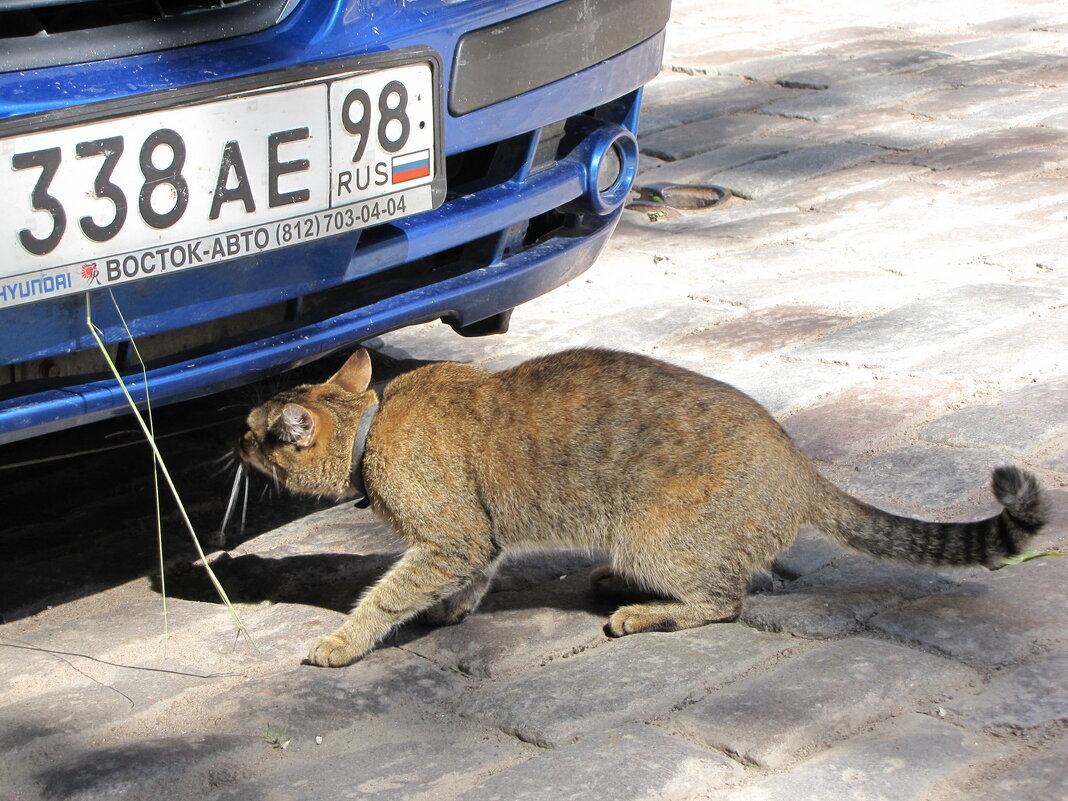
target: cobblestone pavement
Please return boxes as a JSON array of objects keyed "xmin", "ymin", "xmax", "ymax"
[{"xmin": 3, "ymin": 1, "xmax": 1068, "ymax": 799}]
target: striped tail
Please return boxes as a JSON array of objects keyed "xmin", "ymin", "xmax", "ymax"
[{"xmin": 815, "ymin": 466, "xmax": 1048, "ymax": 569}]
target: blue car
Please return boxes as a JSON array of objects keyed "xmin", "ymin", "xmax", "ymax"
[{"xmin": 0, "ymin": 0, "xmax": 670, "ymax": 444}]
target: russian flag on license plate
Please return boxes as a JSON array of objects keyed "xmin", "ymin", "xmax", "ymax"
[{"xmin": 391, "ymin": 150, "xmax": 431, "ymax": 184}]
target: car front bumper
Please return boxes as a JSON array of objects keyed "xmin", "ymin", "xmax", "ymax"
[{"xmin": 0, "ymin": 0, "xmax": 669, "ymax": 443}]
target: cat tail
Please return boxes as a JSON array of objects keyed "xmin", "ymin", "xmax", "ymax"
[{"xmin": 813, "ymin": 466, "xmax": 1048, "ymax": 569}]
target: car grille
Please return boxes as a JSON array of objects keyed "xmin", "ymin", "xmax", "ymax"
[{"xmin": 0, "ymin": 0, "xmax": 298, "ymax": 71}]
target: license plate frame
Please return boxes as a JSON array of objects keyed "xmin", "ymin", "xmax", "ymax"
[{"xmin": 0, "ymin": 48, "xmax": 446, "ymax": 310}]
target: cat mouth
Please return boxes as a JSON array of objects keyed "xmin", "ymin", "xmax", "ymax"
[
  {"xmin": 236, "ymin": 433, "xmax": 267, "ymax": 473},
  {"xmin": 237, "ymin": 441, "xmax": 290, "ymax": 489}
]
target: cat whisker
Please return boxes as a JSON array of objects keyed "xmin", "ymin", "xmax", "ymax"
[
  {"xmin": 209, "ymin": 460, "xmax": 235, "ymax": 480},
  {"xmin": 218, "ymin": 462, "xmax": 247, "ymax": 545},
  {"xmin": 240, "ymin": 467, "xmax": 249, "ymax": 538}
]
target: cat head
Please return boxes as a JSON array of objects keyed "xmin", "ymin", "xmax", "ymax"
[{"xmin": 238, "ymin": 348, "xmax": 376, "ymax": 498}]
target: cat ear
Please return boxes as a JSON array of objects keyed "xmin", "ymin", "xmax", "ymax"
[
  {"xmin": 276, "ymin": 403, "xmax": 316, "ymax": 446},
  {"xmin": 327, "ymin": 348, "xmax": 372, "ymax": 394}
]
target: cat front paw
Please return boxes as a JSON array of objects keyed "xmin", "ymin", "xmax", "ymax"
[{"xmin": 303, "ymin": 634, "xmax": 360, "ymax": 667}]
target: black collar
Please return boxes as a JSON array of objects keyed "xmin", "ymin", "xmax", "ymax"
[{"xmin": 350, "ymin": 401, "xmax": 378, "ymax": 508}]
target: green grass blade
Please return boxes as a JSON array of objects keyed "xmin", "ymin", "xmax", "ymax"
[
  {"xmin": 106, "ymin": 289, "xmax": 167, "ymax": 637},
  {"xmin": 85, "ymin": 294, "xmax": 252, "ymax": 645},
  {"xmin": 1000, "ymin": 550, "xmax": 1066, "ymax": 566}
]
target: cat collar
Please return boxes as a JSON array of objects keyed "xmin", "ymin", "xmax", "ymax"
[{"xmin": 350, "ymin": 401, "xmax": 379, "ymax": 508}]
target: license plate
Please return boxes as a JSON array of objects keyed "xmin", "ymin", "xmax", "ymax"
[{"xmin": 0, "ymin": 54, "xmax": 444, "ymax": 310}]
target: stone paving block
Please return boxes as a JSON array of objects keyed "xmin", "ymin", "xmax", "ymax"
[
  {"xmin": 864, "ymin": 222, "xmax": 1056, "ymax": 275},
  {"xmin": 705, "ymin": 144, "xmax": 886, "ymax": 199},
  {"xmin": 456, "ymin": 624, "xmax": 790, "ymax": 747},
  {"xmin": 663, "ymin": 205, "xmax": 837, "ymax": 251},
  {"xmin": 771, "ymin": 529, "xmax": 849, "ymax": 580},
  {"xmin": 771, "ymin": 161, "xmax": 933, "ymax": 209},
  {"xmin": 490, "ymin": 552, "xmax": 601, "ymax": 594},
  {"xmin": 782, "ymin": 376, "xmax": 966, "ymax": 463},
  {"xmin": 565, "ymin": 298, "xmax": 738, "ymax": 354},
  {"xmin": 973, "ymin": 87, "xmax": 1068, "ymax": 127},
  {"xmin": 811, "ymin": 35, "xmax": 935, "ymax": 57},
  {"xmin": 906, "ymin": 83, "xmax": 1044, "ymax": 119},
  {"xmin": 695, "ymin": 268, "xmax": 919, "ymax": 315},
  {"xmin": 789, "ymin": 284, "xmax": 1061, "ymax": 369},
  {"xmin": 919, "ymin": 52, "xmax": 1068, "ymax": 87},
  {"xmin": 650, "ymin": 85, "xmax": 801, "ymax": 126},
  {"xmin": 777, "ymin": 49, "xmax": 955, "ymax": 90},
  {"xmin": 719, "ymin": 714, "xmax": 980, "ymax": 801},
  {"xmin": 772, "ymin": 106, "xmax": 921, "ymax": 146},
  {"xmin": 743, "ymin": 554, "xmax": 959, "ymax": 639},
  {"xmin": 910, "ymin": 317, "xmax": 1068, "ymax": 382},
  {"xmin": 1041, "ymin": 446, "xmax": 1068, "ymax": 472},
  {"xmin": 963, "ymin": 737, "xmax": 1068, "ymax": 801},
  {"xmin": 399, "ymin": 573, "xmax": 611, "ymax": 678},
  {"xmin": 715, "ymin": 53, "xmax": 838, "ymax": 83},
  {"xmin": 967, "ymin": 13, "xmax": 1063, "ymax": 35},
  {"xmin": 851, "ymin": 118, "xmax": 1001, "ymax": 151},
  {"xmin": 1016, "ymin": 198, "xmax": 1068, "ymax": 225},
  {"xmin": 212, "ymin": 735, "xmax": 527, "ymax": 801},
  {"xmin": 785, "ymin": 26, "xmax": 897, "ymax": 52},
  {"xmin": 669, "ymin": 242, "xmax": 841, "ymax": 287},
  {"xmin": 762, "ymin": 73, "xmax": 949, "ymax": 121},
  {"xmin": 674, "ymin": 638, "xmax": 976, "ymax": 769},
  {"xmin": 33, "ymin": 734, "xmax": 255, "ymax": 801},
  {"xmin": 920, "ymin": 374, "xmax": 1068, "ymax": 451},
  {"xmin": 985, "ymin": 237, "xmax": 1068, "ymax": 273},
  {"xmin": 1038, "ymin": 109, "xmax": 1068, "ymax": 129},
  {"xmin": 740, "ymin": 592, "xmax": 867, "ymax": 639},
  {"xmin": 640, "ymin": 114, "xmax": 788, "ymax": 162},
  {"xmin": 638, "ymin": 114, "xmax": 683, "ymax": 138},
  {"xmin": 208, "ymin": 648, "xmax": 469, "ymax": 736},
  {"xmin": 230, "ymin": 498, "xmax": 402, "ymax": 556},
  {"xmin": 938, "ymin": 32, "xmax": 1051, "ymax": 58},
  {"xmin": 955, "ymin": 653, "xmax": 1068, "ymax": 730},
  {"xmin": 842, "ymin": 444, "xmax": 1007, "ymax": 511},
  {"xmin": 636, "ymin": 137, "xmax": 805, "ymax": 186},
  {"xmin": 641, "ymin": 74, "xmax": 746, "ymax": 115},
  {"xmin": 965, "ymin": 175, "xmax": 1068, "ymax": 207},
  {"xmin": 871, "ymin": 556, "xmax": 1068, "ymax": 668},
  {"xmin": 891, "ymin": 126, "xmax": 1068, "ymax": 170},
  {"xmin": 714, "ymin": 361, "xmax": 866, "ymax": 419},
  {"xmin": 666, "ymin": 306, "xmax": 857, "ymax": 365},
  {"xmin": 791, "ymin": 555, "xmax": 959, "ymax": 601},
  {"xmin": 457, "ymin": 724, "xmax": 741, "ymax": 801},
  {"xmin": 666, "ymin": 47, "xmax": 782, "ymax": 74},
  {"xmin": 924, "ymin": 147, "xmax": 1068, "ymax": 186},
  {"xmin": 0, "ymin": 674, "xmax": 198, "ymax": 771}
]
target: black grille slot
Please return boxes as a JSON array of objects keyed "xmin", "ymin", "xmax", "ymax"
[
  {"xmin": 6, "ymin": 0, "xmax": 249, "ymax": 34},
  {"xmin": 0, "ymin": 0, "xmax": 298, "ymax": 71}
]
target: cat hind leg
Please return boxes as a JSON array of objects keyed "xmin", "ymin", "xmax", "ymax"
[
  {"xmin": 603, "ymin": 544, "xmax": 750, "ymax": 637},
  {"xmin": 605, "ymin": 595, "xmax": 742, "ymax": 637}
]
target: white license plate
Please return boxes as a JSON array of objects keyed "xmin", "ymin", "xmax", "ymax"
[{"xmin": 0, "ymin": 56, "xmax": 443, "ymax": 310}]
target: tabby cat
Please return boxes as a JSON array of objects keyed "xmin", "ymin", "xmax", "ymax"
[{"xmin": 239, "ymin": 347, "xmax": 1048, "ymax": 667}]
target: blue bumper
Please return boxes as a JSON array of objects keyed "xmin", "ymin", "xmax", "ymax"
[{"xmin": 0, "ymin": 0, "xmax": 668, "ymax": 443}]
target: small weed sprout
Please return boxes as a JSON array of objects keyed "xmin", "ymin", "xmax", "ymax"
[{"xmin": 261, "ymin": 724, "xmax": 291, "ymax": 750}]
